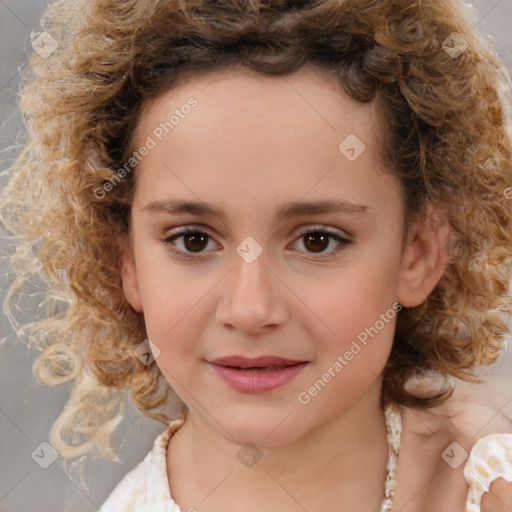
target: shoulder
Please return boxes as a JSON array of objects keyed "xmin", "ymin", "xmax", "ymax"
[{"xmin": 396, "ymin": 375, "xmax": 512, "ymax": 512}]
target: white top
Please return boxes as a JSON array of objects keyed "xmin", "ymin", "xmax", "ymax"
[{"xmin": 100, "ymin": 410, "xmax": 512, "ymax": 512}]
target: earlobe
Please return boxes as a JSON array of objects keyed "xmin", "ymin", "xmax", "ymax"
[
  {"xmin": 397, "ymin": 205, "xmax": 451, "ymax": 308},
  {"xmin": 117, "ymin": 234, "xmax": 143, "ymax": 313}
]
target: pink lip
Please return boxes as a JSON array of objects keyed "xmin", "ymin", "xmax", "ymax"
[{"xmin": 207, "ymin": 355, "xmax": 308, "ymax": 393}]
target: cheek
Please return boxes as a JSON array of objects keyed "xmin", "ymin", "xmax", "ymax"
[
  {"xmin": 298, "ymin": 251, "xmax": 400, "ymax": 372},
  {"xmin": 297, "ymin": 279, "xmax": 397, "ymax": 415},
  {"xmin": 133, "ymin": 254, "xmax": 208, "ymax": 365},
  {"xmin": 308, "ymin": 255, "xmax": 400, "ymax": 333}
]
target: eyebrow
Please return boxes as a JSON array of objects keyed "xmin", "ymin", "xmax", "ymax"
[{"xmin": 142, "ymin": 198, "xmax": 372, "ymax": 223}]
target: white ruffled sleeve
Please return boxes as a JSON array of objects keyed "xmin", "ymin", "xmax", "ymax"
[
  {"xmin": 463, "ymin": 433, "xmax": 512, "ymax": 512},
  {"xmin": 100, "ymin": 420, "xmax": 184, "ymax": 512}
]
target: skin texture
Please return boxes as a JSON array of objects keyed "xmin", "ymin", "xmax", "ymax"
[{"xmin": 117, "ymin": 65, "xmax": 510, "ymax": 511}]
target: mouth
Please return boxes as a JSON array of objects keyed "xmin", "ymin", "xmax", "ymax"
[{"xmin": 207, "ymin": 355, "xmax": 309, "ymax": 393}]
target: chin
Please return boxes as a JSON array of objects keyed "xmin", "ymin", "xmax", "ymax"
[{"xmin": 214, "ymin": 410, "xmax": 307, "ymax": 448}]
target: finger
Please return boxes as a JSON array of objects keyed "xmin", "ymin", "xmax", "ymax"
[{"xmin": 481, "ymin": 478, "xmax": 512, "ymax": 512}]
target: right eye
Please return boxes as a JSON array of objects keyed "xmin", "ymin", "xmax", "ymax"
[{"xmin": 162, "ymin": 227, "xmax": 220, "ymax": 259}]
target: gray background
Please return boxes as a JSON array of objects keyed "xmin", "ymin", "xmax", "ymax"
[{"xmin": 1, "ymin": 1, "xmax": 512, "ymax": 511}]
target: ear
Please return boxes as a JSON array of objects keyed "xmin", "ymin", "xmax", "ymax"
[
  {"xmin": 397, "ymin": 204, "xmax": 451, "ymax": 308},
  {"xmin": 116, "ymin": 232, "xmax": 143, "ymax": 313}
]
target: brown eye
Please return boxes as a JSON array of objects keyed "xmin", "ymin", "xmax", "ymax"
[
  {"xmin": 163, "ymin": 228, "xmax": 218, "ymax": 257},
  {"xmin": 303, "ymin": 232, "xmax": 330, "ymax": 253},
  {"xmin": 292, "ymin": 226, "xmax": 352, "ymax": 258},
  {"xmin": 182, "ymin": 232, "xmax": 209, "ymax": 252}
]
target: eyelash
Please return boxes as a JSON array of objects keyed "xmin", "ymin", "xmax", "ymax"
[{"xmin": 162, "ymin": 225, "xmax": 352, "ymax": 260}]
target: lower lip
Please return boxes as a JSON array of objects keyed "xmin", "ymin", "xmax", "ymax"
[{"xmin": 208, "ymin": 362, "xmax": 308, "ymax": 393}]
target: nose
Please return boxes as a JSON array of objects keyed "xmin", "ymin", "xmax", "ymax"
[{"xmin": 215, "ymin": 246, "xmax": 289, "ymax": 335}]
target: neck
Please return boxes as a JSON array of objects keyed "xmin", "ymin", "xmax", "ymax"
[{"xmin": 167, "ymin": 379, "xmax": 389, "ymax": 512}]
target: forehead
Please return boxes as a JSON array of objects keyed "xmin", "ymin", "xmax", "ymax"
[
  {"xmin": 133, "ymin": 63, "xmax": 385, "ymax": 160},
  {"xmin": 130, "ymin": 65, "xmax": 402, "ymax": 222}
]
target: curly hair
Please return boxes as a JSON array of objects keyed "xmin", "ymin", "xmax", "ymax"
[{"xmin": 1, "ymin": 0, "xmax": 512, "ymax": 478}]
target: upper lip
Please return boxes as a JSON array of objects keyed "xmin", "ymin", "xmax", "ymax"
[{"xmin": 208, "ymin": 356, "xmax": 307, "ymax": 368}]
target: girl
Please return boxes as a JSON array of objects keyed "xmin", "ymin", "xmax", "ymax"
[{"xmin": 1, "ymin": 0, "xmax": 512, "ymax": 511}]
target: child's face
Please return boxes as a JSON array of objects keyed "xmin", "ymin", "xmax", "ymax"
[{"xmin": 120, "ymin": 65, "xmax": 445, "ymax": 446}]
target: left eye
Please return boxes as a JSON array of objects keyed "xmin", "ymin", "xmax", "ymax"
[
  {"xmin": 162, "ymin": 226, "xmax": 351, "ymax": 258},
  {"xmin": 290, "ymin": 227, "xmax": 352, "ymax": 257}
]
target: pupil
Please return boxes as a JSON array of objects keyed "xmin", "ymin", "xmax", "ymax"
[
  {"xmin": 185, "ymin": 233, "xmax": 208, "ymax": 252},
  {"xmin": 305, "ymin": 233, "xmax": 328, "ymax": 252}
]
